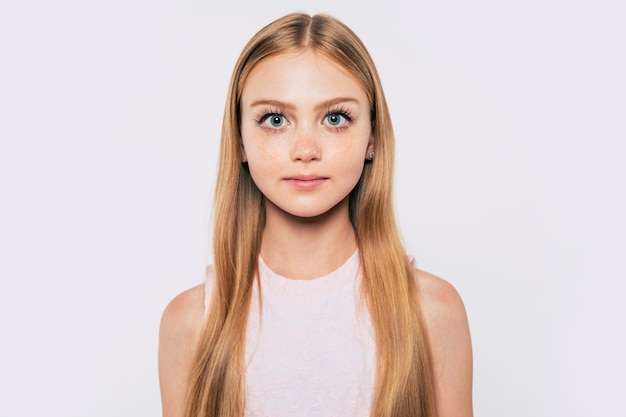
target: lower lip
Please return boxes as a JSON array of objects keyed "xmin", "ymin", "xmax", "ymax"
[{"xmin": 285, "ymin": 178, "xmax": 327, "ymax": 190}]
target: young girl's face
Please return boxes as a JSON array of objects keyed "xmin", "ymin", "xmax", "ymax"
[{"xmin": 239, "ymin": 49, "xmax": 374, "ymax": 219}]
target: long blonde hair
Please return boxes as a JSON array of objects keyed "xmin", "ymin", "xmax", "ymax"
[{"xmin": 185, "ymin": 13, "xmax": 435, "ymax": 417}]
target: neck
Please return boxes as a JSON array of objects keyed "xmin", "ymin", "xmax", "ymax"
[{"xmin": 260, "ymin": 197, "xmax": 357, "ymax": 280}]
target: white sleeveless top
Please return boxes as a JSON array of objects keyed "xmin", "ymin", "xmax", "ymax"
[{"xmin": 204, "ymin": 251, "xmax": 376, "ymax": 416}]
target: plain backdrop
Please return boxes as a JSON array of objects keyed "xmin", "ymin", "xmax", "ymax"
[{"xmin": 1, "ymin": 0, "xmax": 624, "ymax": 416}]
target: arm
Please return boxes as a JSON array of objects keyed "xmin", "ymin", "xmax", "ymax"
[
  {"xmin": 416, "ymin": 269, "xmax": 473, "ymax": 417},
  {"xmin": 158, "ymin": 284, "xmax": 205, "ymax": 417}
]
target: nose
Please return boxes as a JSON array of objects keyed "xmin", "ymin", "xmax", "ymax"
[{"xmin": 290, "ymin": 125, "xmax": 321, "ymax": 162}]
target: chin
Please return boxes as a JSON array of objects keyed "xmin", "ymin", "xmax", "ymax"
[
  {"xmin": 264, "ymin": 194, "xmax": 350, "ymax": 222},
  {"xmin": 285, "ymin": 208, "xmax": 330, "ymax": 219},
  {"xmin": 282, "ymin": 201, "xmax": 349, "ymax": 221}
]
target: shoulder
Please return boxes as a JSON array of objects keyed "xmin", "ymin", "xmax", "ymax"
[
  {"xmin": 414, "ymin": 269, "xmax": 467, "ymax": 326},
  {"xmin": 160, "ymin": 283, "xmax": 205, "ymax": 342},
  {"xmin": 160, "ymin": 266, "xmax": 214, "ymax": 342},
  {"xmin": 413, "ymin": 268, "xmax": 474, "ymax": 417},
  {"xmin": 158, "ymin": 283, "xmax": 206, "ymax": 417}
]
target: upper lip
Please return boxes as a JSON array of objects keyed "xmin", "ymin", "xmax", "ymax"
[{"xmin": 285, "ymin": 174, "xmax": 328, "ymax": 181}]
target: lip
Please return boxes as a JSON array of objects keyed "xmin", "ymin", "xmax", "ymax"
[{"xmin": 284, "ymin": 175, "xmax": 328, "ymax": 190}]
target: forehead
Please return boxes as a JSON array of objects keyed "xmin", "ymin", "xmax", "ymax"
[{"xmin": 240, "ymin": 49, "xmax": 368, "ymax": 104}]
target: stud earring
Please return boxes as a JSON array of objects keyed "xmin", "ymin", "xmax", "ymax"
[{"xmin": 368, "ymin": 151, "xmax": 375, "ymax": 160}]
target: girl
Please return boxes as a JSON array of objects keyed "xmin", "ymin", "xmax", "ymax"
[{"xmin": 159, "ymin": 13, "xmax": 472, "ymax": 417}]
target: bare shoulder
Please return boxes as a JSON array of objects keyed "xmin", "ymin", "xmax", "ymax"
[
  {"xmin": 414, "ymin": 269, "xmax": 468, "ymax": 325},
  {"xmin": 158, "ymin": 283, "xmax": 206, "ymax": 417},
  {"xmin": 160, "ymin": 283, "xmax": 205, "ymax": 339},
  {"xmin": 414, "ymin": 268, "xmax": 474, "ymax": 417}
]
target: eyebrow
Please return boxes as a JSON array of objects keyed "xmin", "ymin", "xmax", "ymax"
[{"xmin": 248, "ymin": 97, "xmax": 360, "ymax": 111}]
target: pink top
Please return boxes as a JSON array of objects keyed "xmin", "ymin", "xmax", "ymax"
[{"xmin": 205, "ymin": 251, "xmax": 376, "ymax": 416}]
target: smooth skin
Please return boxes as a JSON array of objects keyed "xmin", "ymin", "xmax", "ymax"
[{"xmin": 159, "ymin": 50, "xmax": 473, "ymax": 416}]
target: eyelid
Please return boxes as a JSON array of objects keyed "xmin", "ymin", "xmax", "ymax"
[
  {"xmin": 254, "ymin": 106, "xmax": 284, "ymax": 123},
  {"xmin": 324, "ymin": 105, "xmax": 353, "ymax": 119}
]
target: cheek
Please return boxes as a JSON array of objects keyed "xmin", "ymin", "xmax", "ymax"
[
  {"xmin": 331, "ymin": 133, "xmax": 370, "ymax": 164},
  {"xmin": 247, "ymin": 142, "xmax": 280, "ymax": 165},
  {"xmin": 241, "ymin": 127, "xmax": 280, "ymax": 164},
  {"xmin": 344, "ymin": 159, "xmax": 367, "ymax": 180},
  {"xmin": 331, "ymin": 146, "xmax": 367, "ymax": 179},
  {"xmin": 244, "ymin": 142, "xmax": 282, "ymax": 186}
]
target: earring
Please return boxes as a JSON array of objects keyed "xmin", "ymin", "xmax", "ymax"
[{"xmin": 368, "ymin": 151, "xmax": 375, "ymax": 160}]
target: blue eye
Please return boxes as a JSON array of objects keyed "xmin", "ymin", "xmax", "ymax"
[
  {"xmin": 324, "ymin": 109, "xmax": 353, "ymax": 128},
  {"xmin": 325, "ymin": 113, "xmax": 346, "ymax": 127},
  {"xmin": 264, "ymin": 114, "xmax": 286, "ymax": 128}
]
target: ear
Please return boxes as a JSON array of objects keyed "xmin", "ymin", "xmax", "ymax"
[{"xmin": 365, "ymin": 134, "xmax": 375, "ymax": 160}]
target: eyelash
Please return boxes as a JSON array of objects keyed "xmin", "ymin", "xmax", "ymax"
[
  {"xmin": 324, "ymin": 106, "xmax": 353, "ymax": 130},
  {"xmin": 254, "ymin": 106, "xmax": 354, "ymax": 131},
  {"xmin": 255, "ymin": 107, "xmax": 284, "ymax": 125}
]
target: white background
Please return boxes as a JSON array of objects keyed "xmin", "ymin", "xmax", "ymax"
[{"xmin": 1, "ymin": 0, "xmax": 624, "ymax": 416}]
